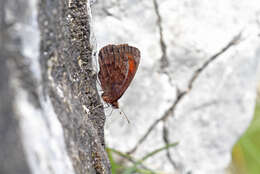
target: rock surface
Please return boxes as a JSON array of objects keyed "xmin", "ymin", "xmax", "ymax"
[
  {"xmin": 92, "ymin": 0, "xmax": 260, "ymax": 173},
  {"xmin": 0, "ymin": 0, "xmax": 110, "ymax": 173}
]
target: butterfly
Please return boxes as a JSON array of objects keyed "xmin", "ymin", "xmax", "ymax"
[{"xmin": 98, "ymin": 44, "xmax": 140, "ymax": 109}]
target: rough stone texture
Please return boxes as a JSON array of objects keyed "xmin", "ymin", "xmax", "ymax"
[
  {"xmin": 38, "ymin": 0, "xmax": 110, "ymax": 173},
  {"xmin": 92, "ymin": 0, "xmax": 260, "ymax": 173},
  {"xmin": 0, "ymin": 0, "xmax": 111, "ymax": 173}
]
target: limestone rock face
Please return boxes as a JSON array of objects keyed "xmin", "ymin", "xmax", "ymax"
[{"xmin": 93, "ymin": 0, "xmax": 260, "ymax": 173}]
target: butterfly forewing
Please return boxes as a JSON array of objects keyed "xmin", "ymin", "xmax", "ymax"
[{"xmin": 98, "ymin": 44, "xmax": 140, "ymax": 107}]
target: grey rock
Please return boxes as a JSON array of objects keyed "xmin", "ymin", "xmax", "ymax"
[{"xmin": 92, "ymin": 0, "xmax": 260, "ymax": 173}]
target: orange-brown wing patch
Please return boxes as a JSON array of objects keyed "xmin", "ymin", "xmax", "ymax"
[{"xmin": 113, "ymin": 46, "xmax": 140, "ymax": 101}]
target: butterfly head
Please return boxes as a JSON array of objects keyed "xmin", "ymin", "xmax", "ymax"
[
  {"xmin": 102, "ymin": 93, "xmax": 119, "ymax": 109},
  {"xmin": 111, "ymin": 101, "xmax": 119, "ymax": 109}
]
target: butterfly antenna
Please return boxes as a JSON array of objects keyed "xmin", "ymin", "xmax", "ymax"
[{"xmin": 119, "ymin": 108, "xmax": 130, "ymax": 124}]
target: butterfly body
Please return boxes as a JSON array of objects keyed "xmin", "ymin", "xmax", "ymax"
[{"xmin": 98, "ymin": 44, "xmax": 140, "ymax": 108}]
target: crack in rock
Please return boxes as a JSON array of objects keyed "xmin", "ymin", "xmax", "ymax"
[{"xmin": 127, "ymin": 32, "xmax": 242, "ymax": 155}]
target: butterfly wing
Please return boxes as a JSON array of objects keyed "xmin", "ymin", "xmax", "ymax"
[
  {"xmin": 115, "ymin": 45, "xmax": 140, "ymax": 99},
  {"xmin": 98, "ymin": 44, "xmax": 140, "ymax": 105}
]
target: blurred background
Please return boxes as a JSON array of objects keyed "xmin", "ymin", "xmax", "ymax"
[
  {"xmin": 231, "ymin": 88, "xmax": 260, "ymax": 174},
  {"xmin": 93, "ymin": 0, "xmax": 260, "ymax": 173}
]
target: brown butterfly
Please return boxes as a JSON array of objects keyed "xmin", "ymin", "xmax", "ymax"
[{"xmin": 98, "ymin": 44, "xmax": 140, "ymax": 109}]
